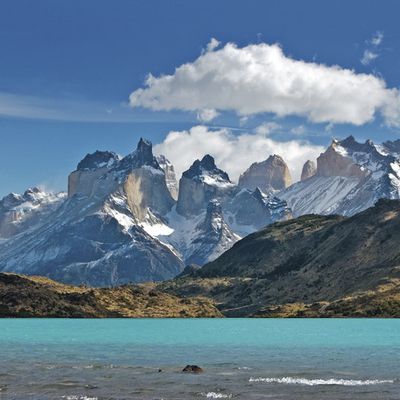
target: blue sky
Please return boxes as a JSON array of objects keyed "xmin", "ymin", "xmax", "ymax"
[{"xmin": 1, "ymin": 0, "xmax": 400, "ymax": 196}]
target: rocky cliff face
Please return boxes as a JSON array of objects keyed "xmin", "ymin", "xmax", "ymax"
[
  {"xmin": 238, "ymin": 155, "xmax": 292, "ymax": 193},
  {"xmin": 68, "ymin": 151, "xmax": 120, "ymax": 197},
  {"xmin": 0, "ymin": 139, "xmax": 183, "ymax": 286},
  {"xmin": 226, "ymin": 188, "xmax": 292, "ymax": 233},
  {"xmin": 281, "ymin": 136, "xmax": 400, "ymax": 217},
  {"xmin": 156, "ymin": 155, "xmax": 179, "ymax": 200},
  {"xmin": 0, "ymin": 138, "xmax": 295, "ymax": 286},
  {"xmin": 316, "ymin": 139, "xmax": 367, "ymax": 178},
  {"xmin": 176, "ymin": 155, "xmax": 235, "ymax": 217},
  {"xmin": 184, "ymin": 200, "xmax": 240, "ymax": 266},
  {"xmin": 301, "ymin": 160, "xmax": 316, "ymax": 181}
]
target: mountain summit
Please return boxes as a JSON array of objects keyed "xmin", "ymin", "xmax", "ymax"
[
  {"xmin": 238, "ymin": 154, "xmax": 292, "ymax": 193},
  {"xmin": 281, "ymin": 136, "xmax": 400, "ymax": 216}
]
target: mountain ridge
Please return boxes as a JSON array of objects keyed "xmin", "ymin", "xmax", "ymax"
[{"xmin": 1, "ymin": 134, "xmax": 400, "ymax": 288}]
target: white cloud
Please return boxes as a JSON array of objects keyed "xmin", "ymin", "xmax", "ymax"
[
  {"xmin": 361, "ymin": 31, "xmax": 384, "ymax": 65},
  {"xmin": 255, "ymin": 121, "xmax": 280, "ymax": 135},
  {"xmin": 239, "ymin": 116, "xmax": 249, "ymax": 126},
  {"xmin": 361, "ymin": 50, "xmax": 378, "ymax": 66},
  {"xmin": 196, "ymin": 108, "xmax": 220, "ymax": 122},
  {"xmin": 291, "ymin": 125, "xmax": 306, "ymax": 135},
  {"xmin": 130, "ymin": 40, "xmax": 400, "ymax": 127},
  {"xmin": 0, "ymin": 92, "xmax": 149, "ymax": 123},
  {"xmin": 370, "ymin": 31, "xmax": 384, "ymax": 46},
  {"xmin": 154, "ymin": 125, "xmax": 323, "ymax": 182},
  {"xmin": 206, "ymin": 38, "xmax": 221, "ymax": 52}
]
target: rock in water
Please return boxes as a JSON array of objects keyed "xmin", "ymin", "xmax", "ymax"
[
  {"xmin": 182, "ymin": 365, "xmax": 203, "ymax": 373},
  {"xmin": 238, "ymin": 154, "xmax": 292, "ymax": 193},
  {"xmin": 301, "ymin": 160, "xmax": 316, "ymax": 181}
]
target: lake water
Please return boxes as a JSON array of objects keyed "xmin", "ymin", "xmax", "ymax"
[{"xmin": 0, "ymin": 319, "xmax": 399, "ymax": 399}]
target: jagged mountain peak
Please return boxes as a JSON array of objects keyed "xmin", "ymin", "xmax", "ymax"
[
  {"xmin": 77, "ymin": 150, "xmax": 120, "ymax": 171},
  {"xmin": 183, "ymin": 154, "xmax": 231, "ymax": 183},
  {"xmin": 1, "ymin": 187, "xmax": 58, "ymax": 209},
  {"xmin": 177, "ymin": 155, "xmax": 234, "ymax": 217},
  {"xmin": 135, "ymin": 137, "xmax": 155, "ymax": 165},
  {"xmin": 267, "ymin": 154, "xmax": 284, "ymax": 162},
  {"xmin": 0, "ymin": 192, "xmax": 23, "ymax": 209},
  {"xmin": 282, "ymin": 134, "xmax": 400, "ymax": 217},
  {"xmin": 383, "ymin": 139, "xmax": 400, "ymax": 155},
  {"xmin": 117, "ymin": 137, "xmax": 161, "ymax": 172},
  {"xmin": 331, "ymin": 136, "xmax": 387, "ymax": 161}
]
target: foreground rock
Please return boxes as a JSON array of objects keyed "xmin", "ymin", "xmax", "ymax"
[
  {"xmin": 182, "ymin": 365, "xmax": 203, "ymax": 373},
  {"xmin": 0, "ymin": 273, "xmax": 222, "ymax": 318}
]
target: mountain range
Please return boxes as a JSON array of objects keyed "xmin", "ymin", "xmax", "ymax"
[{"xmin": 0, "ymin": 135, "xmax": 399, "ymax": 287}]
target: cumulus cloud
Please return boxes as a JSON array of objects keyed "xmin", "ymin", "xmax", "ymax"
[
  {"xmin": 254, "ymin": 121, "xmax": 280, "ymax": 135},
  {"xmin": 153, "ymin": 125, "xmax": 324, "ymax": 182},
  {"xmin": 197, "ymin": 108, "xmax": 220, "ymax": 122},
  {"xmin": 130, "ymin": 40, "xmax": 400, "ymax": 127},
  {"xmin": 206, "ymin": 38, "xmax": 221, "ymax": 52}
]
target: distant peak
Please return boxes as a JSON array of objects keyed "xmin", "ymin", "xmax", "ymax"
[
  {"xmin": 183, "ymin": 155, "xmax": 231, "ymax": 182},
  {"xmin": 268, "ymin": 154, "xmax": 283, "ymax": 161},
  {"xmin": 137, "ymin": 137, "xmax": 152, "ymax": 151},
  {"xmin": 200, "ymin": 154, "xmax": 217, "ymax": 170},
  {"xmin": 135, "ymin": 137, "xmax": 154, "ymax": 164},
  {"xmin": 77, "ymin": 150, "xmax": 120, "ymax": 171},
  {"xmin": 116, "ymin": 137, "xmax": 160, "ymax": 172},
  {"xmin": 337, "ymin": 135, "xmax": 362, "ymax": 149},
  {"xmin": 24, "ymin": 187, "xmax": 42, "ymax": 195}
]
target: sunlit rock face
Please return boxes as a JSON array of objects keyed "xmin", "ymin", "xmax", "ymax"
[
  {"xmin": 68, "ymin": 151, "xmax": 120, "ymax": 197},
  {"xmin": 156, "ymin": 155, "xmax": 179, "ymax": 200},
  {"xmin": 0, "ymin": 139, "xmax": 183, "ymax": 286},
  {"xmin": 316, "ymin": 139, "xmax": 367, "ymax": 179},
  {"xmin": 238, "ymin": 154, "xmax": 292, "ymax": 193},
  {"xmin": 301, "ymin": 160, "xmax": 316, "ymax": 181},
  {"xmin": 281, "ymin": 136, "xmax": 400, "ymax": 217}
]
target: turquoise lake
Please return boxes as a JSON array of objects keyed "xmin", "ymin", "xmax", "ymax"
[{"xmin": 0, "ymin": 319, "xmax": 399, "ymax": 399}]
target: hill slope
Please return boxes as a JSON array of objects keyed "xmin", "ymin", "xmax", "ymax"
[
  {"xmin": 0, "ymin": 273, "xmax": 221, "ymax": 317},
  {"xmin": 160, "ymin": 199, "xmax": 400, "ymax": 316}
]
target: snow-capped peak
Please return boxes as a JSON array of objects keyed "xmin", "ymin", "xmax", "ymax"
[
  {"xmin": 77, "ymin": 150, "xmax": 120, "ymax": 171},
  {"xmin": 182, "ymin": 154, "xmax": 233, "ymax": 187}
]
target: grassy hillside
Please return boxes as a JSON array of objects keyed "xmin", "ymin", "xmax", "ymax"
[
  {"xmin": 0, "ymin": 273, "xmax": 222, "ymax": 318},
  {"xmin": 160, "ymin": 199, "xmax": 400, "ymax": 316}
]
